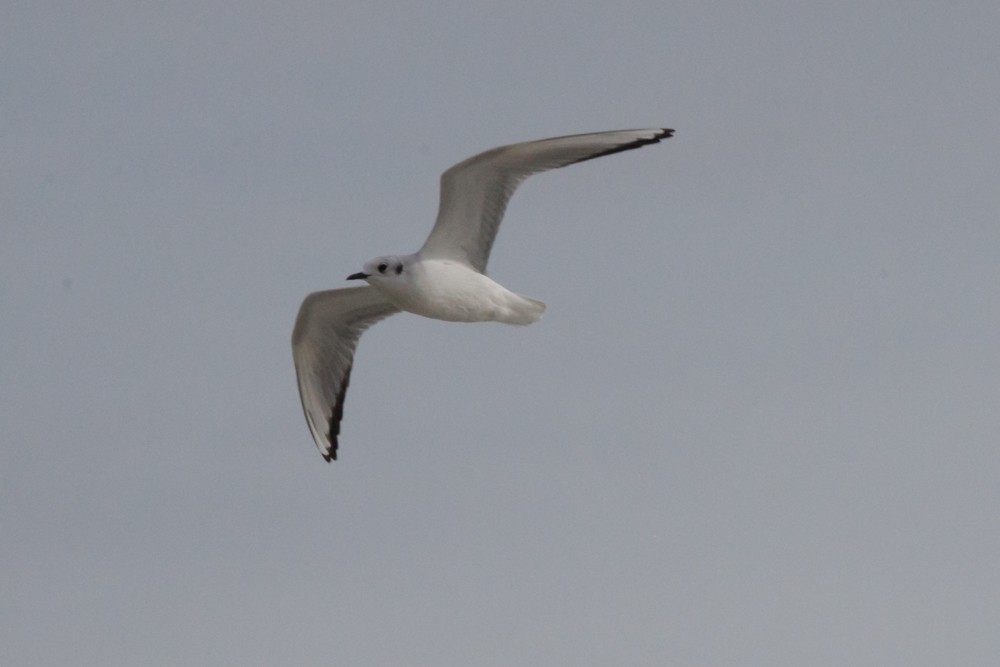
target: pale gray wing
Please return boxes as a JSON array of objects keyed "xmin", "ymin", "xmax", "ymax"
[
  {"xmin": 419, "ymin": 128, "xmax": 673, "ymax": 273},
  {"xmin": 292, "ymin": 286, "xmax": 400, "ymax": 461}
]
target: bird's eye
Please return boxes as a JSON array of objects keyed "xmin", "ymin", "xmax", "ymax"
[
  {"xmin": 395, "ymin": 264, "xmax": 403, "ymax": 275},
  {"xmin": 377, "ymin": 263, "xmax": 388, "ymax": 273}
]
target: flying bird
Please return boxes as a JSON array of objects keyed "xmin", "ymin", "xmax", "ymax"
[{"xmin": 292, "ymin": 128, "xmax": 673, "ymax": 461}]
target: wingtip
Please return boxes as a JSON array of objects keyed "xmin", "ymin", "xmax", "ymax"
[
  {"xmin": 321, "ymin": 428, "xmax": 340, "ymax": 463},
  {"xmin": 643, "ymin": 128, "xmax": 674, "ymax": 144},
  {"xmin": 565, "ymin": 128, "xmax": 675, "ymax": 166},
  {"xmin": 326, "ymin": 435, "xmax": 339, "ymax": 462},
  {"xmin": 322, "ymin": 362, "xmax": 351, "ymax": 464}
]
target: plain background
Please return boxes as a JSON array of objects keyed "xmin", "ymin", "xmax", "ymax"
[{"xmin": 3, "ymin": 2, "xmax": 999, "ymax": 665}]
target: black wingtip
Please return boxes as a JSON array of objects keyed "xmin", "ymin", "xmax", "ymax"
[
  {"xmin": 323, "ymin": 433, "xmax": 339, "ymax": 462},
  {"xmin": 322, "ymin": 363, "xmax": 352, "ymax": 463},
  {"xmin": 322, "ymin": 441, "xmax": 337, "ymax": 462},
  {"xmin": 567, "ymin": 128, "xmax": 675, "ymax": 166}
]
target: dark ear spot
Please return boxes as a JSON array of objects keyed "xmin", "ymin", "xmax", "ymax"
[{"xmin": 395, "ymin": 264, "xmax": 403, "ymax": 275}]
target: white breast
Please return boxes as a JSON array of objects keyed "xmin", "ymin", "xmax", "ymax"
[{"xmin": 372, "ymin": 259, "xmax": 543, "ymax": 325}]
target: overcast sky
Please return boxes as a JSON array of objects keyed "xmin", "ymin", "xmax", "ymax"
[{"xmin": 3, "ymin": 2, "xmax": 1000, "ymax": 665}]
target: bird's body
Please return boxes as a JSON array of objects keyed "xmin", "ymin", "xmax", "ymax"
[
  {"xmin": 365, "ymin": 256, "xmax": 545, "ymax": 325},
  {"xmin": 293, "ymin": 128, "xmax": 673, "ymax": 461}
]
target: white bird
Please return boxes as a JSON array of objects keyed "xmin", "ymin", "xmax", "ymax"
[{"xmin": 292, "ymin": 128, "xmax": 673, "ymax": 461}]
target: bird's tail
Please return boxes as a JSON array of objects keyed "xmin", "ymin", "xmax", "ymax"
[{"xmin": 500, "ymin": 294, "xmax": 546, "ymax": 326}]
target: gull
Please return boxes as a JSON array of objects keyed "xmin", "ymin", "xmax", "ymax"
[{"xmin": 292, "ymin": 128, "xmax": 673, "ymax": 461}]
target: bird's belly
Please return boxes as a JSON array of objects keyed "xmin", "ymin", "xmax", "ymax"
[
  {"xmin": 392, "ymin": 280, "xmax": 504, "ymax": 322},
  {"xmin": 378, "ymin": 262, "xmax": 518, "ymax": 323}
]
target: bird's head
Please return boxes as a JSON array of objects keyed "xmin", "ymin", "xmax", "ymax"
[{"xmin": 348, "ymin": 255, "xmax": 408, "ymax": 283}]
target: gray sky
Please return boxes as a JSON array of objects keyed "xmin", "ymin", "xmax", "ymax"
[{"xmin": 3, "ymin": 2, "xmax": 1000, "ymax": 665}]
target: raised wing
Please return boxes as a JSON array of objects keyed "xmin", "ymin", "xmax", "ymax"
[
  {"xmin": 292, "ymin": 286, "xmax": 399, "ymax": 461},
  {"xmin": 419, "ymin": 128, "xmax": 673, "ymax": 272}
]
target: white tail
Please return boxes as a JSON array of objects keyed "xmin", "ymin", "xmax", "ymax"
[{"xmin": 499, "ymin": 294, "xmax": 546, "ymax": 326}]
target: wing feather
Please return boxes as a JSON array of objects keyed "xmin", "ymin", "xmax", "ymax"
[
  {"xmin": 419, "ymin": 128, "xmax": 673, "ymax": 272},
  {"xmin": 292, "ymin": 286, "xmax": 399, "ymax": 461}
]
